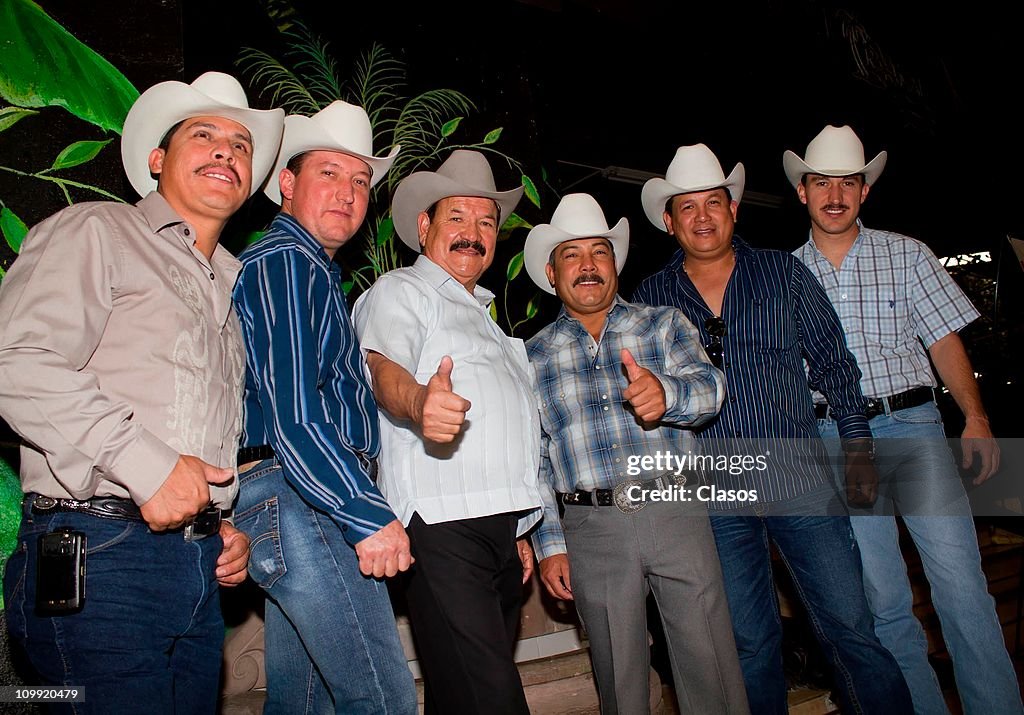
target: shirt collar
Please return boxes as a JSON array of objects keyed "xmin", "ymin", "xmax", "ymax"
[
  {"xmin": 271, "ymin": 212, "xmax": 335, "ymax": 268},
  {"xmin": 804, "ymin": 219, "xmax": 867, "ymax": 263},
  {"xmin": 553, "ymin": 294, "xmax": 629, "ymax": 335},
  {"xmin": 670, "ymin": 234, "xmax": 751, "ymax": 273},
  {"xmin": 412, "ymin": 255, "xmax": 495, "ymax": 306},
  {"xmin": 138, "ymin": 191, "xmax": 185, "ymax": 234}
]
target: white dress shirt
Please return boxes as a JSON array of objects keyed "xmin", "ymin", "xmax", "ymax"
[{"xmin": 353, "ymin": 255, "xmax": 542, "ymax": 536}]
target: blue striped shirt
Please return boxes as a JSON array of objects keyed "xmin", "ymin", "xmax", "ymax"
[
  {"xmin": 527, "ymin": 297, "xmax": 725, "ymax": 559},
  {"xmin": 632, "ymin": 237, "xmax": 870, "ymax": 503},
  {"xmin": 233, "ymin": 213, "xmax": 396, "ymax": 544}
]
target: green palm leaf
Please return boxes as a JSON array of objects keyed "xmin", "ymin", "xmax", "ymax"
[{"xmin": 236, "ymin": 47, "xmax": 319, "ymax": 115}]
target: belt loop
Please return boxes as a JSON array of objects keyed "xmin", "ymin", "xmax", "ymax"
[
  {"xmin": 590, "ymin": 490, "xmax": 599, "ymax": 511},
  {"xmin": 883, "ymin": 395, "xmax": 893, "ymax": 417}
]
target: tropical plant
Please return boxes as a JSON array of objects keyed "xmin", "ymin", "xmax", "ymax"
[
  {"xmin": 0, "ymin": 0, "xmax": 137, "ymax": 281},
  {"xmin": 236, "ymin": 23, "xmax": 543, "ymax": 333}
]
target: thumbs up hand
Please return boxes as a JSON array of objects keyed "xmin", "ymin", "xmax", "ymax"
[
  {"xmin": 621, "ymin": 348, "xmax": 666, "ymax": 424},
  {"xmin": 415, "ymin": 355, "xmax": 472, "ymax": 443}
]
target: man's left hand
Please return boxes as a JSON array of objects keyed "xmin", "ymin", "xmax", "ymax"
[
  {"xmin": 517, "ymin": 538, "xmax": 534, "ymax": 584},
  {"xmin": 621, "ymin": 348, "xmax": 666, "ymax": 424},
  {"xmin": 844, "ymin": 451, "xmax": 879, "ymax": 508},
  {"xmin": 216, "ymin": 522, "xmax": 250, "ymax": 587},
  {"xmin": 962, "ymin": 417, "xmax": 1000, "ymax": 484}
]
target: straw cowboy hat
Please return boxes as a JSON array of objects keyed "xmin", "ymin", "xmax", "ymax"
[
  {"xmin": 121, "ymin": 71, "xmax": 284, "ymax": 198},
  {"xmin": 264, "ymin": 100, "xmax": 401, "ymax": 204},
  {"xmin": 641, "ymin": 144, "xmax": 745, "ymax": 230},
  {"xmin": 524, "ymin": 193, "xmax": 628, "ymax": 294},
  {"xmin": 392, "ymin": 150, "xmax": 523, "ymax": 252},
  {"xmin": 783, "ymin": 125, "xmax": 887, "ymax": 189}
]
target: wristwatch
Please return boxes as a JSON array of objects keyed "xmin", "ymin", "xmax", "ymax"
[{"xmin": 842, "ymin": 437, "xmax": 876, "ymax": 462}]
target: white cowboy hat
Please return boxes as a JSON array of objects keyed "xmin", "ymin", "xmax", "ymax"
[
  {"xmin": 121, "ymin": 71, "xmax": 284, "ymax": 198},
  {"xmin": 392, "ymin": 150, "xmax": 523, "ymax": 252},
  {"xmin": 524, "ymin": 193, "xmax": 628, "ymax": 294},
  {"xmin": 264, "ymin": 100, "xmax": 401, "ymax": 204},
  {"xmin": 641, "ymin": 144, "xmax": 745, "ymax": 231},
  {"xmin": 783, "ymin": 125, "xmax": 887, "ymax": 189}
]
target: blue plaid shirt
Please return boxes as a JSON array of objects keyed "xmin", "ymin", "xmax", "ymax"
[
  {"xmin": 233, "ymin": 213, "xmax": 396, "ymax": 545},
  {"xmin": 527, "ymin": 297, "xmax": 725, "ymax": 559},
  {"xmin": 794, "ymin": 224, "xmax": 980, "ymax": 400},
  {"xmin": 632, "ymin": 237, "xmax": 870, "ymax": 505}
]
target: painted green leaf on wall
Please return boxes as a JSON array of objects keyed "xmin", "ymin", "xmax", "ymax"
[
  {"xmin": 506, "ymin": 250, "xmax": 524, "ymax": 281},
  {"xmin": 525, "ymin": 294, "xmax": 539, "ymax": 319},
  {"xmin": 375, "ymin": 216, "xmax": 394, "ymax": 247},
  {"xmin": 498, "ymin": 212, "xmax": 532, "ymax": 243},
  {"xmin": 521, "ymin": 174, "xmax": 540, "ymax": 208},
  {"xmin": 0, "ymin": 0, "xmax": 139, "ymax": 134},
  {"xmin": 1, "ymin": 207, "xmax": 29, "ymax": 254},
  {"xmin": 440, "ymin": 117, "xmax": 463, "ymax": 137},
  {"xmin": 0, "ymin": 106, "xmax": 38, "ymax": 133},
  {"xmin": 482, "ymin": 127, "xmax": 502, "ymax": 145},
  {"xmin": 51, "ymin": 139, "xmax": 112, "ymax": 171}
]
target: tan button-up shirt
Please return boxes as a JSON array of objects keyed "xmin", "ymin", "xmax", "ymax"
[{"xmin": 0, "ymin": 192, "xmax": 244, "ymax": 508}]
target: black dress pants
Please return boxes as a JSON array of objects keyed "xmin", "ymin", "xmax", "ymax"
[{"xmin": 405, "ymin": 511, "xmax": 529, "ymax": 715}]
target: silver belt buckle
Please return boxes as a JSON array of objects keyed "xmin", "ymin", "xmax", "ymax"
[
  {"xmin": 183, "ymin": 507, "xmax": 221, "ymax": 542},
  {"xmin": 613, "ymin": 480, "xmax": 646, "ymax": 514}
]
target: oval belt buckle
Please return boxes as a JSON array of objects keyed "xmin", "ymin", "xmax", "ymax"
[{"xmin": 613, "ymin": 480, "xmax": 646, "ymax": 515}]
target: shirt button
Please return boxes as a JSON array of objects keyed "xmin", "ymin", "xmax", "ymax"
[
  {"xmin": 601, "ymin": 394, "xmax": 607, "ymax": 400},
  {"xmin": 615, "ymin": 458, "xmax": 621, "ymax": 463},
  {"xmin": 841, "ymin": 294, "xmax": 847, "ymax": 299},
  {"xmin": 209, "ymin": 272, "xmax": 215, "ymax": 280},
  {"xmin": 730, "ymin": 397, "xmax": 736, "ymax": 403},
  {"xmin": 611, "ymin": 443, "xmax": 618, "ymax": 448},
  {"xmin": 183, "ymin": 228, "xmax": 190, "ymax": 236},
  {"xmin": 596, "ymin": 365, "xmax": 602, "ymax": 370},
  {"xmin": 603, "ymin": 406, "xmax": 609, "ymax": 411}
]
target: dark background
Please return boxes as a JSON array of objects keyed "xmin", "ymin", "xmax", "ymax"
[{"xmin": 2, "ymin": 0, "xmax": 1022, "ymax": 435}]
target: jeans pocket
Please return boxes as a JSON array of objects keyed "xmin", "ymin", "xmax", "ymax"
[
  {"xmin": 560, "ymin": 505, "xmax": 594, "ymax": 533},
  {"xmin": 235, "ymin": 497, "xmax": 286, "ymax": 588}
]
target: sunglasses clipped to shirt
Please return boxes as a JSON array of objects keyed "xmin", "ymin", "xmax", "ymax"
[{"xmin": 704, "ymin": 316, "xmax": 726, "ymax": 369}]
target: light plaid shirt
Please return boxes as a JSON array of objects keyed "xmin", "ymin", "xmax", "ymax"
[
  {"xmin": 526, "ymin": 297, "xmax": 725, "ymax": 560},
  {"xmin": 794, "ymin": 224, "xmax": 979, "ymax": 400}
]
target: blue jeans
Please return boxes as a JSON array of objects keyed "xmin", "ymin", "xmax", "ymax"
[
  {"xmin": 3, "ymin": 501, "xmax": 224, "ymax": 714},
  {"xmin": 710, "ymin": 486, "xmax": 912, "ymax": 715},
  {"xmin": 236, "ymin": 459, "xmax": 416, "ymax": 715},
  {"xmin": 821, "ymin": 402, "xmax": 1023, "ymax": 715}
]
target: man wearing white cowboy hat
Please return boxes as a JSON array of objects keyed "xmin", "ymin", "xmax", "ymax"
[
  {"xmin": 523, "ymin": 192, "xmax": 746, "ymax": 714},
  {"xmin": 0, "ymin": 71, "xmax": 283, "ymax": 713},
  {"xmin": 352, "ymin": 149, "xmax": 543, "ymax": 714},
  {"xmin": 789, "ymin": 125, "xmax": 1022, "ymax": 715},
  {"xmin": 633, "ymin": 144, "xmax": 913, "ymax": 714},
  {"xmin": 231, "ymin": 100, "xmax": 416, "ymax": 714}
]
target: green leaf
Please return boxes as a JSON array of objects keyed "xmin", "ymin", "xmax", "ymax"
[
  {"xmin": 51, "ymin": 139, "xmax": 111, "ymax": 170},
  {"xmin": 482, "ymin": 127, "xmax": 502, "ymax": 145},
  {"xmin": 0, "ymin": 106, "xmax": 38, "ymax": 133},
  {"xmin": 541, "ymin": 165, "xmax": 549, "ymax": 183},
  {"xmin": 440, "ymin": 117, "xmax": 463, "ymax": 137},
  {"xmin": 0, "ymin": 264, "xmax": 5, "ymax": 282},
  {"xmin": 526, "ymin": 294, "xmax": 539, "ymax": 320},
  {"xmin": 522, "ymin": 174, "xmax": 540, "ymax": 208},
  {"xmin": 488, "ymin": 301, "xmax": 498, "ymax": 322},
  {"xmin": 375, "ymin": 216, "xmax": 394, "ymax": 247},
  {"xmin": 506, "ymin": 250, "xmax": 524, "ymax": 281},
  {"xmin": 245, "ymin": 230, "xmax": 265, "ymax": 246},
  {"xmin": 0, "ymin": 0, "xmax": 139, "ymax": 133},
  {"xmin": 498, "ymin": 212, "xmax": 532, "ymax": 242},
  {"xmin": 1, "ymin": 207, "xmax": 29, "ymax": 253},
  {"xmin": 341, "ymin": 279, "xmax": 354, "ymax": 295}
]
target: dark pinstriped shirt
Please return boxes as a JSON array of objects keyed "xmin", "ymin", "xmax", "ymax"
[
  {"xmin": 233, "ymin": 213, "xmax": 396, "ymax": 544},
  {"xmin": 632, "ymin": 237, "xmax": 870, "ymax": 503}
]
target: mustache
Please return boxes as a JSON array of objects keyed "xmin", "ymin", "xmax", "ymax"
[
  {"xmin": 195, "ymin": 162, "xmax": 240, "ymax": 184},
  {"xmin": 449, "ymin": 239, "xmax": 487, "ymax": 257},
  {"xmin": 573, "ymin": 272, "xmax": 605, "ymax": 287},
  {"xmin": 824, "ymin": 203, "xmax": 850, "ymax": 211}
]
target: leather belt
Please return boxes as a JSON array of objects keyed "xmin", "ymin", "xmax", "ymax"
[
  {"xmin": 238, "ymin": 445, "xmax": 379, "ymax": 480},
  {"xmin": 558, "ymin": 472, "xmax": 690, "ymax": 508},
  {"xmin": 237, "ymin": 444, "xmax": 275, "ymax": 464},
  {"xmin": 814, "ymin": 386, "xmax": 934, "ymax": 420},
  {"xmin": 27, "ymin": 494, "xmax": 222, "ymax": 541}
]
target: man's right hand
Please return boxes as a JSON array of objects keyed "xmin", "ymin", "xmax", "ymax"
[
  {"xmin": 539, "ymin": 554, "xmax": 573, "ymax": 601},
  {"xmin": 355, "ymin": 519, "xmax": 414, "ymax": 579},
  {"xmin": 413, "ymin": 356, "xmax": 471, "ymax": 443},
  {"xmin": 140, "ymin": 454, "xmax": 234, "ymax": 531}
]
